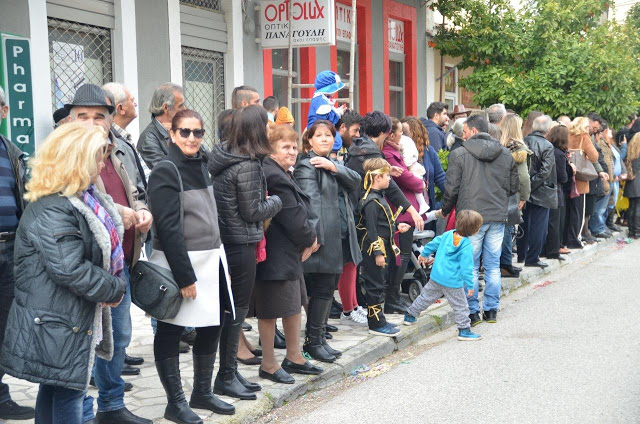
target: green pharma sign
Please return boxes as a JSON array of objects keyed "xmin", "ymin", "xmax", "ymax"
[{"xmin": 0, "ymin": 33, "xmax": 35, "ymax": 159}]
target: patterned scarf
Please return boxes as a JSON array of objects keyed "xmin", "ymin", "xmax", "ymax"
[{"xmin": 81, "ymin": 185, "xmax": 125, "ymax": 278}]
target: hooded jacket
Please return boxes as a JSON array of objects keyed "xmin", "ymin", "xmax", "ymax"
[
  {"xmin": 442, "ymin": 132, "xmax": 518, "ymax": 223},
  {"xmin": 523, "ymin": 131, "xmax": 558, "ymax": 209},
  {"xmin": 208, "ymin": 142, "xmax": 282, "ymax": 245},
  {"xmin": 420, "ymin": 229, "xmax": 474, "ymax": 290}
]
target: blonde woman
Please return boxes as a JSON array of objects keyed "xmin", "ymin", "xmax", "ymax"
[
  {"xmin": 0, "ymin": 123, "xmax": 126, "ymax": 424},
  {"xmin": 498, "ymin": 114, "xmax": 531, "ymax": 277},
  {"xmin": 566, "ymin": 117, "xmax": 601, "ymax": 248},
  {"xmin": 623, "ymin": 133, "xmax": 640, "ymax": 238}
]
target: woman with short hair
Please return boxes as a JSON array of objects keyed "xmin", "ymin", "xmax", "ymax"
[
  {"xmin": 250, "ymin": 125, "xmax": 322, "ymax": 383},
  {"xmin": 0, "ymin": 123, "xmax": 126, "ymax": 424}
]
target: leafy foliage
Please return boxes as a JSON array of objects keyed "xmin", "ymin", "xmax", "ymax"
[
  {"xmin": 431, "ymin": 0, "xmax": 640, "ymax": 127},
  {"xmin": 434, "ymin": 149, "xmax": 449, "ymax": 202}
]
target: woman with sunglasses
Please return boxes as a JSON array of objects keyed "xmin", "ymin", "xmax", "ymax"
[
  {"xmin": 148, "ymin": 109, "xmax": 236, "ymax": 423},
  {"xmin": 208, "ymin": 105, "xmax": 282, "ymax": 400}
]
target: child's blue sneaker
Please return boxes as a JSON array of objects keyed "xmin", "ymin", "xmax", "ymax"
[
  {"xmin": 458, "ymin": 328, "xmax": 481, "ymax": 341},
  {"xmin": 369, "ymin": 323, "xmax": 401, "ymax": 337},
  {"xmin": 403, "ymin": 313, "xmax": 418, "ymax": 326}
]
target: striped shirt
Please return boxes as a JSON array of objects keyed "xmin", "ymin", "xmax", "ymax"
[{"xmin": 0, "ymin": 141, "xmax": 19, "ymax": 232}]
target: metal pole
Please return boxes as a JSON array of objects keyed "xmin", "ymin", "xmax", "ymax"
[
  {"xmin": 287, "ymin": 0, "xmax": 293, "ymax": 111},
  {"xmin": 348, "ymin": 0, "xmax": 356, "ymax": 109},
  {"xmin": 439, "ymin": 14, "xmax": 445, "ymax": 102}
]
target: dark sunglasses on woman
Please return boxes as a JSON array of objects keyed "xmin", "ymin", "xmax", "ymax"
[{"xmin": 176, "ymin": 128, "xmax": 205, "ymax": 139}]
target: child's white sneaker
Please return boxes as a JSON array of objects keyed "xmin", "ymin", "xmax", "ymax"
[{"xmin": 340, "ymin": 311, "xmax": 367, "ymax": 327}]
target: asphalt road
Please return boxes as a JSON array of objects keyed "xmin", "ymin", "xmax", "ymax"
[{"xmin": 287, "ymin": 241, "xmax": 640, "ymax": 424}]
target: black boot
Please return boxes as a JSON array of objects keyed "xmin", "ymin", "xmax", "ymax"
[
  {"xmin": 321, "ymin": 298, "xmax": 342, "ymax": 358},
  {"xmin": 213, "ymin": 307, "xmax": 258, "ymax": 400},
  {"xmin": 303, "ymin": 297, "xmax": 336, "ymax": 363},
  {"xmin": 189, "ymin": 354, "xmax": 235, "ymax": 416},
  {"xmin": 383, "ymin": 278, "xmax": 411, "ymax": 314},
  {"xmin": 156, "ymin": 357, "xmax": 202, "ymax": 424}
]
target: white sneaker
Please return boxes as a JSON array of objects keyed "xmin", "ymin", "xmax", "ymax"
[
  {"xmin": 340, "ymin": 311, "xmax": 368, "ymax": 327},
  {"xmin": 354, "ymin": 306, "xmax": 368, "ymax": 320}
]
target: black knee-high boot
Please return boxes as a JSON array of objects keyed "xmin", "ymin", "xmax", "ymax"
[
  {"xmin": 213, "ymin": 307, "xmax": 258, "ymax": 400},
  {"xmin": 189, "ymin": 353, "xmax": 235, "ymax": 415},
  {"xmin": 303, "ymin": 297, "xmax": 336, "ymax": 363},
  {"xmin": 321, "ymin": 299, "xmax": 342, "ymax": 358},
  {"xmin": 156, "ymin": 356, "xmax": 202, "ymax": 424}
]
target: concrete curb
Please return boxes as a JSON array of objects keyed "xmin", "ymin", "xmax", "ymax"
[{"xmin": 210, "ymin": 234, "xmax": 628, "ymax": 423}]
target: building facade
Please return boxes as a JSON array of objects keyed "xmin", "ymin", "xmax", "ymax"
[{"xmin": 0, "ymin": 0, "xmax": 473, "ymax": 152}]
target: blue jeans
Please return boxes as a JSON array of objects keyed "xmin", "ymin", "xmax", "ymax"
[
  {"xmin": 151, "ymin": 318, "xmax": 194, "ymax": 335},
  {"xmin": 83, "ymin": 267, "xmax": 132, "ymax": 420},
  {"xmin": 589, "ymin": 192, "xmax": 611, "ymax": 235},
  {"xmin": 608, "ymin": 181, "xmax": 620, "ymax": 215},
  {"xmin": 468, "ymin": 223, "xmax": 504, "ymax": 314},
  {"xmin": 36, "ymin": 384, "xmax": 86, "ymax": 424},
  {"xmin": 500, "ymin": 225, "xmax": 514, "ymax": 266}
]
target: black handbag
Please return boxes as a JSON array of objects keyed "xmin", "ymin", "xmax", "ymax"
[
  {"xmin": 507, "ymin": 194, "xmax": 523, "ymax": 226},
  {"xmin": 130, "ymin": 160, "xmax": 184, "ymax": 320}
]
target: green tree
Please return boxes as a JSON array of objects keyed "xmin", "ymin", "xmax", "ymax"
[{"xmin": 431, "ymin": 0, "xmax": 640, "ymax": 127}]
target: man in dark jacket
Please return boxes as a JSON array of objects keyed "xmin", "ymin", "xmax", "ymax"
[
  {"xmin": 137, "ymin": 82, "xmax": 185, "ymax": 170},
  {"xmin": 441, "ymin": 114, "xmax": 518, "ymax": 325},
  {"xmin": 0, "ymin": 87, "xmax": 34, "ymax": 421},
  {"xmin": 345, "ymin": 111, "xmax": 424, "ymax": 314},
  {"xmin": 420, "ymin": 102, "xmax": 448, "ymax": 151},
  {"xmin": 518, "ymin": 115, "xmax": 557, "ymax": 268}
]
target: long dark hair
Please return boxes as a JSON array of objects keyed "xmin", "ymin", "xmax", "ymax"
[
  {"xmin": 547, "ymin": 125, "xmax": 569, "ymax": 151},
  {"xmin": 227, "ymin": 105, "xmax": 271, "ymax": 158}
]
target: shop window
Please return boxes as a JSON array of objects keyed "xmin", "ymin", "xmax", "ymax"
[
  {"xmin": 179, "ymin": 0, "xmax": 221, "ymax": 11},
  {"xmin": 182, "ymin": 46, "xmax": 225, "ymax": 150},
  {"xmin": 48, "ymin": 17, "xmax": 113, "ymax": 111},
  {"xmin": 336, "ymin": 48, "xmax": 357, "ymax": 111},
  {"xmin": 389, "ymin": 60, "xmax": 404, "ymax": 118},
  {"xmin": 444, "ymin": 65, "xmax": 458, "ymax": 111},
  {"xmin": 271, "ymin": 49, "xmax": 299, "ymax": 126}
]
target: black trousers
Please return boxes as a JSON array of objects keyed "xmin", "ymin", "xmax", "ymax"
[
  {"xmin": 389, "ymin": 227, "xmax": 414, "ymax": 288},
  {"xmin": 517, "ymin": 203, "xmax": 550, "ymax": 264},
  {"xmin": 224, "ymin": 243, "xmax": 257, "ymax": 309},
  {"xmin": 0, "ymin": 239, "xmax": 15, "ymax": 404},
  {"xmin": 361, "ymin": 239, "xmax": 391, "ymax": 329},
  {"xmin": 304, "ymin": 273, "xmax": 340, "ymax": 300},
  {"xmin": 585, "ymin": 194, "xmax": 597, "ymax": 216},
  {"xmin": 564, "ymin": 195, "xmax": 584, "ymax": 248},
  {"xmin": 544, "ymin": 205, "xmax": 564, "ymax": 256},
  {"xmin": 628, "ymin": 198, "xmax": 640, "ymax": 236},
  {"xmin": 154, "ymin": 321, "xmax": 223, "ymax": 361}
]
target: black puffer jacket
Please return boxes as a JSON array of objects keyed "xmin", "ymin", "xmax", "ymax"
[
  {"xmin": 524, "ymin": 131, "xmax": 558, "ymax": 209},
  {"xmin": 0, "ymin": 193, "xmax": 126, "ymax": 391},
  {"xmin": 442, "ymin": 133, "xmax": 519, "ymax": 223},
  {"xmin": 208, "ymin": 142, "xmax": 282, "ymax": 245}
]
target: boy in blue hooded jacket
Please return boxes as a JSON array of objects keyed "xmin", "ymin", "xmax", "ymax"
[{"xmin": 403, "ymin": 210, "xmax": 483, "ymax": 341}]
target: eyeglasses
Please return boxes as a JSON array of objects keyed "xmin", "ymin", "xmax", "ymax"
[{"xmin": 176, "ymin": 128, "xmax": 205, "ymax": 139}]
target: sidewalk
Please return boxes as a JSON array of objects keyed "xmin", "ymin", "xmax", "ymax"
[{"xmin": 3, "ymin": 234, "xmax": 632, "ymax": 424}]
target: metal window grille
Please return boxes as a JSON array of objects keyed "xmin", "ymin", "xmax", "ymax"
[
  {"xmin": 179, "ymin": 0, "xmax": 221, "ymax": 11},
  {"xmin": 48, "ymin": 18, "xmax": 113, "ymax": 111},
  {"xmin": 182, "ymin": 46, "xmax": 225, "ymax": 150}
]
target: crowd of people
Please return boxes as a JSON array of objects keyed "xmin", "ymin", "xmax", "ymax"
[{"xmin": 0, "ymin": 70, "xmax": 639, "ymax": 424}]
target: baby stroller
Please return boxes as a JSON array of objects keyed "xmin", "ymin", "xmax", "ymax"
[{"xmin": 400, "ymin": 229, "xmax": 435, "ymax": 302}]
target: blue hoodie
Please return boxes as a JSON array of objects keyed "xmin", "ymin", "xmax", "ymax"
[{"xmin": 420, "ymin": 229, "xmax": 474, "ymax": 290}]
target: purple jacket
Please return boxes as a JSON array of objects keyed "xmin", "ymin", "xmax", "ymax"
[{"xmin": 382, "ymin": 144, "xmax": 425, "ymax": 225}]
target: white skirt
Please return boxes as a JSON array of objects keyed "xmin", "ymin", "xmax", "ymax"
[{"xmin": 149, "ymin": 245, "xmax": 234, "ymax": 327}]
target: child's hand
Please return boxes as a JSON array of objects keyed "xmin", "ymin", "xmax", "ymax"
[
  {"xmin": 397, "ymin": 223, "xmax": 411, "ymax": 233},
  {"xmin": 418, "ymin": 255, "xmax": 434, "ymax": 267},
  {"xmin": 467, "ymin": 289, "xmax": 474, "ymax": 297},
  {"xmin": 435, "ymin": 209, "xmax": 443, "ymax": 219},
  {"xmin": 375, "ymin": 255, "xmax": 386, "ymax": 268}
]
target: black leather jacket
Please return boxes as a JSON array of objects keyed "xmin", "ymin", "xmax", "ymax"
[
  {"xmin": 524, "ymin": 131, "xmax": 558, "ymax": 209},
  {"xmin": 294, "ymin": 151, "xmax": 361, "ymax": 274},
  {"xmin": 208, "ymin": 142, "xmax": 282, "ymax": 245},
  {"xmin": 0, "ymin": 194, "xmax": 126, "ymax": 390},
  {"xmin": 137, "ymin": 117, "xmax": 171, "ymax": 170}
]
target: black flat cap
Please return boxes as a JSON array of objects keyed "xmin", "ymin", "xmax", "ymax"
[
  {"xmin": 53, "ymin": 107, "xmax": 69, "ymax": 124},
  {"xmin": 64, "ymin": 84, "xmax": 115, "ymax": 114}
]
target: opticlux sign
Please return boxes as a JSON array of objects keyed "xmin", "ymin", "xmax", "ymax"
[
  {"xmin": 261, "ymin": 0, "xmax": 336, "ymax": 49},
  {"xmin": 0, "ymin": 33, "xmax": 35, "ymax": 158}
]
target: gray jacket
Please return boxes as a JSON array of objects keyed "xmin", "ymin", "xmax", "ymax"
[
  {"xmin": 524, "ymin": 131, "xmax": 558, "ymax": 209},
  {"xmin": 294, "ymin": 151, "xmax": 362, "ymax": 274},
  {"xmin": 442, "ymin": 133, "xmax": 519, "ymax": 223},
  {"xmin": 0, "ymin": 135, "xmax": 26, "ymax": 217},
  {"xmin": 137, "ymin": 117, "xmax": 170, "ymax": 170},
  {"xmin": 0, "ymin": 193, "xmax": 126, "ymax": 390}
]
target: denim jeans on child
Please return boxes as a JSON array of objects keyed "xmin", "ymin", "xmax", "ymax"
[
  {"xmin": 36, "ymin": 384, "xmax": 86, "ymax": 424},
  {"xmin": 589, "ymin": 192, "xmax": 611, "ymax": 235},
  {"xmin": 83, "ymin": 266, "xmax": 132, "ymax": 421},
  {"xmin": 468, "ymin": 223, "xmax": 504, "ymax": 314}
]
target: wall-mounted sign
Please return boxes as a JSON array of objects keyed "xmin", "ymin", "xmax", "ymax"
[
  {"xmin": 0, "ymin": 33, "xmax": 35, "ymax": 158},
  {"xmin": 261, "ymin": 0, "xmax": 336, "ymax": 49},
  {"xmin": 388, "ymin": 18, "xmax": 405, "ymax": 54},
  {"xmin": 335, "ymin": 2, "xmax": 355, "ymax": 43}
]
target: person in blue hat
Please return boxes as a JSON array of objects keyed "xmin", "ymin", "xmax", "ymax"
[{"xmin": 307, "ymin": 71, "xmax": 347, "ymax": 154}]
